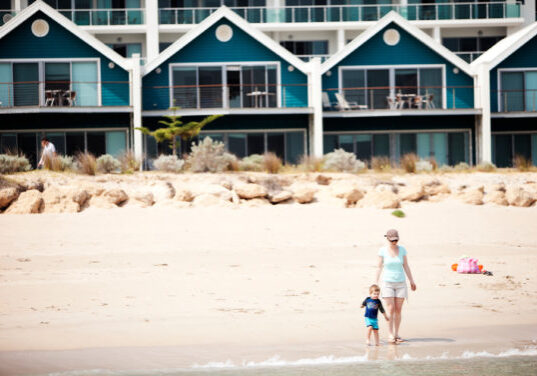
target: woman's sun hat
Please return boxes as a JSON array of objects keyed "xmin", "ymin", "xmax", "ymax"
[{"xmin": 385, "ymin": 229, "xmax": 399, "ymax": 241}]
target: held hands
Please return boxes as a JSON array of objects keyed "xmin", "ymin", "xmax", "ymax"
[
  {"xmin": 410, "ymin": 282, "xmax": 417, "ymax": 291},
  {"xmin": 384, "ymin": 314, "xmax": 390, "ymax": 322}
]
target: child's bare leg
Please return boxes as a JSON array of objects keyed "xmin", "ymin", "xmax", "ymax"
[
  {"xmin": 366, "ymin": 327, "xmax": 372, "ymax": 345},
  {"xmin": 373, "ymin": 330, "xmax": 380, "ymax": 346}
]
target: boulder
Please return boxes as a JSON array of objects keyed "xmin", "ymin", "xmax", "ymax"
[
  {"xmin": 103, "ymin": 189, "xmax": 129, "ymax": 206},
  {"xmin": 234, "ymin": 183, "xmax": 268, "ymax": 200},
  {"xmin": 197, "ymin": 184, "xmax": 233, "ymax": 201},
  {"xmin": 359, "ymin": 190, "xmax": 400, "ymax": 209},
  {"xmin": 242, "ymin": 198, "xmax": 271, "ymax": 207},
  {"xmin": 71, "ymin": 189, "xmax": 90, "ymax": 208},
  {"xmin": 192, "ymin": 193, "xmax": 232, "ymax": 207},
  {"xmin": 293, "ymin": 186, "xmax": 316, "ymax": 204},
  {"xmin": 219, "ymin": 180, "xmax": 233, "ymax": 191},
  {"xmin": 5, "ymin": 190, "xmax": 43, "ymax": 214},
  {"xmin": 42, "ymin": 186, "xmax": 80, "ymax": 213},
  {"xmin": 315, "ymin": 174, "xmax": 332, "ymax": 186},
  {"xmin": 375, "ymin": 183, "xmax": 398, "ymax": 194},
  {"xmin": 268, "ymin": 190, "xmax": 293, "ymax": 204},
  {"xmin": 330, "ymin": 181, "xmax": 364, "ymax": 206},
  {"xmin": 175, "ymin": 188, "xmax": 194, "ymax": 202},
  {"xmin": 506, "ymin": 186, "xmax": 536, "ymax": 207},
  {"xmin": 88, "ymin": 196, "xmax": 117, "ymax": 209},
  {"xmin": 131, "ymin": 191, "xmax": 155, "ymax": 207},
  {"xmin": 484, "ymin": 190, "xmax": 508, "ymax": 206},
  {"xmin": 0, "ymin": 188, "xmax": 19, "ymax": 209},
  {"xmin": 424, "ymin": 183, "xmax": 451, "ymax": 196},
  {"xmin": 399, "ymin": 184, "xmax": 426, "ymax": 202},
  {"xmin": 151, "ymin": 182, "xmax": 175, "ymax": 202},
  {"xmin": 460, "ymin": 186, "xmax": 484, "ymax": 205}
]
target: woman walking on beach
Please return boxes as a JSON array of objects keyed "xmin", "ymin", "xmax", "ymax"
[{"xmin": 376, "ymin": 229, "xmax": 416, "ymax": 344}]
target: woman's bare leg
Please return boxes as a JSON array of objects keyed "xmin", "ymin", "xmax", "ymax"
[
  {"xmin": 383, "ymin": 297, "xmax": 395, "ymax": 340},
  {"xmin": 393, "ymin": 297, "xmax": 405, "ymax": 339}
]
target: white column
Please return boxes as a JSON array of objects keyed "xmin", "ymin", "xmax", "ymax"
[
  {"xmin": 145, "ymin": 0, "xmax": 160, "ymax": 63},
  {"xmin": 14, "ymin": 0, "xmax": 21, "ymax": 11},
  {"xmin": 308, "ymin": 58, "xmax": 323, "ymax": 157},
  {"xmin": 477, "ymin": 63, "xmax": 492, "ymax": 163},
  {"xmin": 433, "ymin": 27, "xmax": 441, "ymax": 43},
  {"xmin": 131, "ymin": 54, "xmax": 144, "ymax": 168},
  {"xmin": 337, "ymin": 29, "xmax": 345, "ymax": 52},
  {"xmin": 400, "ymin": 0, "xmax": 408, "ymax": 19}
]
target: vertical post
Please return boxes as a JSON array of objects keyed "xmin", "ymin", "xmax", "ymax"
[
  {"xmin": 14, "ymin": 0, "xmax": 21, "ymax": 12},
  {"xmin": 131, "ymin": 54, "xmax": 143, "ymax": 169},
  {"xmin": 433, "ymin": 26, "xmax": 441, "ymax": 43},
  {"xmin": 400, "ymin": 0, "xmax": 408, "ymax": 18},
  {"xmin": 146, "ymin": 0, "xmax": 160, "ymax": 63},
  {"xmin": 477, "ymin": 63, "xmax": 492, "ymax": 163},
  {"xmin": 308, "ymin": 58, "xmax": 323, "ymax": 158},
  {"xmin": 337, "ymin": 28, "xmax": 345, "ymax": 52}
]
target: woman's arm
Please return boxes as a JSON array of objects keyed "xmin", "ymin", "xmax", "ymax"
[
  {"xmin": 403, "ymin": 255, "xmax": 416, "ymax": 291},
  {"xmin": 375, "ymin": 256, "xmax": 383, "ymax": 284}
]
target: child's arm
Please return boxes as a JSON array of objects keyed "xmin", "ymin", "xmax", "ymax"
[
  {"xmin": 361, "ymin": 298, "xmax": 368, "ymax": 308},
  {"xmin": 378, "ymin": 301, "xmax": 389, "ymax": 321}
]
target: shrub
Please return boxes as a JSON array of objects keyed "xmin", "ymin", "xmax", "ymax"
[
  {"xmin": 118, "ymin": 150, "xmax": 141, "ymax": 173},
  {"xmin": 239, "ymin": 154, "xmax": 264, "ymax": 171},
  {"xmin": 75, "ymin": 152, "xmax": 97, "ymax": 175},
  {"xmin": 371, "ymin": 156, "xmax": 391, "ymax": 172},
  {"xmin": 96, "ymin": 154, "xmax": 121, "ymax": 173},
  {"xmin": 391, "ymin": 210, "xmax": 405, "ymax": 218},
  {"xmin": 298, "ymin": 155, "xmax": 323, "ymax": 172},
  {"xmin": 438, "ymin": 165, "xmax": 454, "ymax": 173},
  {"xmin": 415, "ymin": 159, "xmax": 433, "ymax": 173},
  {"xmin": 476, "ymin": 161, "xmax": 496, "ymax": 172},
  {"xmin": 454, "ymin": 162, "xmax": 470, "ymax": 171},
  {"xmin": 153, "ymin": 154, "xmax": 185, "ymax": 172},
  {"xmin": 400, "ymin": 153, "xmax": 418, "ymax": 173},
  {"xmin": 43, "ymin": 154, "xmax": 75, "ymax": 172},
  {"xmin": 513, "ymin": 155, "xmax": 532, "ymax": 171},
  {"xmin": 263, "ymin": 152, "xmax": 282, "ymax": 174},
  {"xmin": 187, "ymin": 137, "xmax": 238, "ymax": 173},
  {"xmin": 323, "ymin": 149, "xmax": 366, "ymax": 173},
  {"xmin": 0, "ymin": 154, "xmax": 31, "ymax": 174}
]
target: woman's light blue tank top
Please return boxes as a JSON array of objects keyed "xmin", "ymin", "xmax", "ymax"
[{"xmin": 379, "ymin": 246, "xmax": 407, "ymax": 283}]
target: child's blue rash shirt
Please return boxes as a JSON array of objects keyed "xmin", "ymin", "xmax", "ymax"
[{"xmin": 361, "ymin": 297, "xmax": 385, "ymax": 319}]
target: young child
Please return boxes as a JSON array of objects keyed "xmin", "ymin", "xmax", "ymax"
[{"xmin": 361, "ymin": 284, "xmax": 389, "ymax": 346}]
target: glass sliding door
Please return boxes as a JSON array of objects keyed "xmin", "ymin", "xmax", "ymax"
[
  {"xmin": 45, "ymin": 63, "xmax": 70, "ymax": 92},
  {"xmin": 395, "ymin": 69, "xmax": 418, "ymax": 96},
  {"xmin": 355, "ymin": 134, "xmax": 372, "ymax": 162},
  {"xmin": 72, "ymin": 62, "xmax": 98, "ymax": 106},
  {"xmin": 366, "ymin": 69, "xmax": 389, "ymax": 109},
  {"xmin": 106, "ymin": 131, "xmax": 126, "ymax": 157},
  {"xmin": 373, "ymin": 134, "xmax": 390, "ymax": 157},
  {"xmin": 398, "ymin": 133, "xmax": 417, "ymax": 157},
  {"xmin": 286, "ymin": 131, "xmax": 304, "ymax": 164},
  {"xmin": 432, "ymin": 132, "xmax": 448, "ymax": 166},
  {"xmin": 226, "ymin": 66, "xmax": 241, "ymax": 108},
  {"xmin": 198, "ymin": 66, "xmax": 222, "ymax": 108},
  {"xmin": 0, "ymin": 63, "xmax": 12, "ymax": 107},
  {"xmin": 419, "ymin": 68, "xmax": 442, "ymax": 108},
  {"xmin": 338, "ymin": 135, "xmax": 354, "ymax": 153},
  {"xmin": 448, "ymin": 132, "xmax": 467, "ymax": 166},
  {"xmin": 267, "ymin": 133, "xmax": 285, "ymax": 160},
  {"xmin": 172, "ymin": 67, "xmax": 197, "ymax": 108},
  {"xmin": 45, "ymin": 132, "xmax": 66, "ymax": 155},
  {"xmin": 416, "ymin": 132, "xmax": 431, "ymax": 159},
  {"xmin": 241, "ymin": 65, "xmax": 276, "ymax": 108},
  {"xmin": 500, "ymin": 72, "xmax": 524, "ymax": 112},
  {"xmin": 341, "ymin": 69, "xmax": 366, "ymax": 107},
  {"xmin": 228, "ymin": 133, "xmax": 246, "ymax": 158},
  {"xmin": 493, "ymin": 134, "xmax": 512, "ymax": 167},
  {"xmin": 247, "ymin": 133, "xmax": 264, "ymax": 155},
  {"xmin": 524, "ymin": 72, "xmax": 537, "ymax": 112},
  {"xmin": 66, "ymin": 132, "xmax": 86, "ymax": 156},
  {"xmin": 13, "ymin": 63, "xmax": 39, "ymax": 106},
  {"xmin": 514, "ymin": 134, "xmax": 531, "ymax": 160},
  {"xmin": 17, "ymin": 133, "xmax": 38, "ymax": 167}
]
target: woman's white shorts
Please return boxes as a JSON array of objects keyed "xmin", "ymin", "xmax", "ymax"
[{"xmin": 382, "ymin": 281, "xmax": 408, "ymax": 299}]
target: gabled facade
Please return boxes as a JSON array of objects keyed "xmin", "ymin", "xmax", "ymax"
[{"xmin": 0, "ymin": 1, "xmax": 136, "ymax": 166}]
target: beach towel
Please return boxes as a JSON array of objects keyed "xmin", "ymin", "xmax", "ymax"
[{"xmin": 457, "ymin": 257, "xmax": 481, "ymax": 274}]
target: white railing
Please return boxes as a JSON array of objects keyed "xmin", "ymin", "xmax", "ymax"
[
  {"xmin": 455, "ymin": 51, "xmax": 483, "ymax": 63},
  {"xmin": 159, "ymin": 2, "xmax": 522, "ymax": 24},
  {"xmin": 296, "ymin": 54, "xmax": 330, "ymax": 63},
  {"xmin": 57, "ymin": 8, "xmax": 145, "ymax": 25}
]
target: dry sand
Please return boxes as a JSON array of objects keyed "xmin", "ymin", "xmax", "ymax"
[{"xmin": 1, "ymin": 200, "xmax": 537, "ymax": 375}]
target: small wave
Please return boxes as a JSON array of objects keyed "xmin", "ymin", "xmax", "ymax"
[{"xmin": 191, "ymin": 346, "xmax": 537, "ymax": 369}]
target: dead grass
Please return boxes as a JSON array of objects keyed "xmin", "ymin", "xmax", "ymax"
[
  {"xmin": 262, "ymin": 152, "xmax": 282, "ymax": 174},
  {"xmin": 75, "ymin": 152, "xmax": 97, "ymax": 176},
  {"xmin": 118, "ymin": 150, "xmax": 141, "ymax": 173},
  {"xmin": 400, "ymin": 153, "xmax": 418, "ymax": 173},
  {"xmin": 513, "ymin": 155, "xmax": 532, "ymax": 172},
  {"xmin": 297, "ymin": 155, "xmax": 323, "ymax": 172},
  {"xmin": 371, "ymin": 156, "xmax": 392, "ymax": 172}
]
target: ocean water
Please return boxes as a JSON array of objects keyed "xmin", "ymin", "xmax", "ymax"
[{"xmin": 41, "ymin": 349, "xmax": 537, "ymax": 376}]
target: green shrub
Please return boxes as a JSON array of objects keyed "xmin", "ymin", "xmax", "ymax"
[
  {"xmin": 118, "ymin": 150, "xmax": 141, "ymax": 173},
  {"xmin": 0, "ymin": 154, "xmax": 31, "ymax": 174},
  {"xmin": 476, "ymin": 161, "xmax": 496, "ymax": 172},
  {"xmin": 392, "ymin": 210, "xmax": 405, "ymax": 218},
  {"xmin": 239, "ymin": 154, "xmax": 264, "ymax": 171},
  {"xmin": 298, "ymin": 155, "xmax": 323, "ymax": 172},
  {"xmin": 153, "ymin": 154, "xmax": 185, "ymax": 172},
  {"xmin": 96, "ymin": 154, "xmax": 121, "ymax": 173},
  {"xmin": 415, "ymin": 159, "xmax": 433, "ymax": 173},
  {"xmin": 187, "ymin": 137, "xmax": 238, "ymax": 173},
  {"xmin": 454, "ymin": 162, "xmax": 470, "ymax": 171},
  {"xmin": 371, "ymin": 156, "xmax": 391, "ymax": 172},
  {"xmin": 323, "ymin": 149, "xmax": 366, "ymax": 173}
]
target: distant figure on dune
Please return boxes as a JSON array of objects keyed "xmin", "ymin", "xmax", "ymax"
[
  {"xmin": 37, "ymin": 136, "xmax": 56, "ymax": 169},
  {"xmin": 375, "ymin": 229, "xmax": 416, "ymax": 344}
]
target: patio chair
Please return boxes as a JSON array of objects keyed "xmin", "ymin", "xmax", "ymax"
[
  {"xmin": 412, "ymin": 95, "xmax": 424, "ymax": 109},
  {"xmin": 45, "ymin": 91, "xmax": 56, "ymax": 106},
  {"xmin": 425, "ymin": 94, "xmax": 435, "ymax": 109},
  {"xmin": 64, "ymin": 91, "xmax": 76, "ymax": 106},
  {"xmin": 335, "ymin": 93, "xmax": 367, "ymax": 111},
  {"xmin": 322, "ymin": 92, "xmax": 337, "ymax": 110}
]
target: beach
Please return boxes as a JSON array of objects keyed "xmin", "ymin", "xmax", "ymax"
[{"xmin": 1, "ymin": 192, "xmax": 537, "ymax": 375}]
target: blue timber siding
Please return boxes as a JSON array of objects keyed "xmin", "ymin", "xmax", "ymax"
[
  {"xmin": 143, "ymin": 18, "xmax": 308, "ymax": 110},
  {"xmin": 322, "ymin": 23, "xmax": 474, "ymax": 110},
  {"xmin": 490, "ymin": 34, "xmax": 537, "ymax": 113},
  {"xmin": 0, "ymin": 11, "xmax": 130, "ymax": 106}
]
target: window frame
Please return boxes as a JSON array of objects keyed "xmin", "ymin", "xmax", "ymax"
[{"xmin": 497, "ymin": 68, "xmax": 537, "ymax": 112}]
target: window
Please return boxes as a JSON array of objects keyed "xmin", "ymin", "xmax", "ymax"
[
  {"xmin": 499, "ymin": 70, "xmax": 537, "ymax": 112},
  {"xmin": 493, "ymin": 133, "xmax": 537, "ymax": 167},
  {"xmin": 280, "ymin": 40, "xmax": 328, "ymax": 61},
  {"xmin": 442, "ymin": 36, "xmax": 503, "ymax": 62},
  {"xmin": 171, "ymin": 63, "xmax": 278, "ymax": 109}
]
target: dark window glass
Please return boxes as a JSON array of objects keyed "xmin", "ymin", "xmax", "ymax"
[
  {"xmin": 17, "ymin": 133, "xmax": 37, "ymax": 167},
  {"xmin": 442, "ymin": 38, "xmax": 459, "ymax": 51},
  {"xmin": 373, "ymin": 134, "xmax": 390, "ymax": 157},
  {"xmin": 172, "ymin": 67, "xmax": 197, "ymax": 108},
  {"xmin": 247, "ymin": 133, "xmax": 264, "ymax": 155},
  {"xmin": 159, "ymin": 42, "xmax": 172, "ymax": 52},
  {"xmin": 66, "ymin": 132, "xmax": 85, "ymax": 156},
  {"xmin": 514, "ymin": 134, "xmax": 532, "ymax": 160},
  {"xmin": 338, "ymin": 135, "xmax": 354, "ymax": 153},
  {"xmin": 226, "ymin": 67, "xmax": 241, "ymax": 108},
  {"xmin": 399, "ymin": 133, "xmax": 417, "ymax": 157},
  {"xmin": 198, "ymin": 66, "xmax": 222, "ymax": 108},
  {"xmin": 0, "ymin": 133, "xmax": 17, "ymax": 154},
  {"xmin": 228, "ymin": 133, "xmax": 246, "ymax": 158},
  {"xmin": 480, "ymin": 36, "xmax": 502, "ymax": 51},
  {"xmin": 267, "ymin": 133, "xmax": 285, "ymax": 160},
  {"xmin": 448, "ymin": 132, "xmax": 466, "ymax": 166},
  {"xmin": 367, "ymin": 69, "xmax": 389, "ymax": 109},
  {"xmin": 45, "ymin": 63, "xmax": 70, "ymax": 92},
  {"xmin": 323, "ymin": 135, "xmax": 337, "ymax": 154},
  {"xmin": 459, "ymin": 37, "xmax": 477, "ymax": 52},
  {"xmin": 285, "ymin": 132, "xmax": 304, "ymax": 164},
  {"xmin": 13, "ymin": 63, "xmax": 39, "ymax": 106},
  {"xmin": 87, "ymin": 132, "xmax": 106, "ymax": 157},
  {"xmin": 112, "ymin": 45, "xmax": 128, "ymax": 57},
  {"xmin": 493, "ymin": 134, "xmax": 512, "ymax": 168},
  {"xmin": 355, "ymin": 135, "xmax": 372, "ymax": 162}
]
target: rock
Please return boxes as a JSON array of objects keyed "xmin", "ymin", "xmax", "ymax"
[
  {"xmin": 42, "ymin": 187, "xmax": 78, "ymax": 213},
  {"xmin": 71, "ymin": 189, "xmax": 90, "ymax": 207},
  {"xmin": 234, "ymin": 183, "xmax": 268, "ymax": 199},
  {"xmin": 506, "ymin": 187, "xmax": 536, "ymax": 207},
  {"xmin": 197, "ymin": 184, "xmax": 233, "ymax": 201},
  {"xmin": 460, "ymin": 187, "xmax": 484, "ymax": 205},
  {"xmin": 424, "ymin": 183, "xmax": 451, "ymax": 196},
  {"xmin": 175, "ymin": 188, "xmax": 194, "ymax": 202},
  {"xmin": 399, "ymin": 184, "xmax": 425, "ymax": 202},
  {"xmin": 220, "ymin": 180, "xmax": 233, "ymax": 190},
  {"xmin": 315, "ymin": 175, "xmax": 332, "ymax": 186},
  {"xmin": 103, "ymin": 189, "xmax": 128, "ymax": 206},
  {"xmin": 359, "ymin": 190, "xmax": 400, "ymax": 209},
  {"xmin": 22, "ymin": 180, "xmax": 44, "ymax": 192},
  {"xmin": 268, "ymin": 190, "xmax": 293, "ymax": 204},
  {"xmin": 0, "ymin": 188, "xmax": 19, "ymax": 209},
  {"xmin": 152, "ymin": 182, "xmax": 175, "ymax": 202},
  {"xmin": 375, "ymin": 183, "xmax": 398, "ymax": 194},
  {"xmin": 5, "ymin": 190, "xmax": 43, "ymax": 214},
  {"xmin": 484, "ymin": 190, "xmax": 508, "ymax": 206},
  {"xmin": 488, "ymin": 183, "xmax": 506, "ymax": 193},
  {"xmin": 330, "ymin": 181, "xmax": 364, "ymax": 206},
  {"xmin": 88, "ymin": 196, "xmax": 117, "ymax": 209},
  {"xmin": 192, "ymin": 194, "xmax": 232, "ymax": 207},
  {"xmin": 242, "ymin": 198, "xmax": 271, "ymax": 207},
  {"xmin": 132, "ymin": 191, "xmax": 155, "ymax": 207},
  {"xmin": 293, "ymin": 187, "xmax": 316, "ymax": 204}
]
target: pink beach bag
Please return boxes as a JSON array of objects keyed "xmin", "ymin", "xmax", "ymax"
[{"xmin": 457, "ymin": 257, "xmax": 480, "ymax": 274}]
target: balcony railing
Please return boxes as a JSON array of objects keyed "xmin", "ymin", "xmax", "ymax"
[
  {"xmin": 143, "ymin": 83, "xmax": 308, "ymax": 110},
  {"xmin": 496, "ymin": 89, "xmax": 537, "ymax": 112},
  {"xmin": 297, "ymin": 54, "xmax": 330, "ymax": 63},
  {"xmin": 57, "ymin": 8, "xmax": 145, "ymax": 25},
  {"xmin": 325, "ymin": 85, "xmax": 474, "ymax": 111},
  {"xmin": 0, "ymin": 81, "xmax": 130, "ymax": 108},
  {"xmin": 455, "ymin": 51, "xmax": 483, "ymax": 63},
  {"xmin": 0, "ymin": 10, "xmax": 16, "ymax": 26},
  {"xmin": 159, "ymin": 2, "xmax": 521, "ymax": 25}
]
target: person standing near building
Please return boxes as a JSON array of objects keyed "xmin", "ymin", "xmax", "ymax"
[{"xmin": 37, "ymin": 136, "xmax": 56, "ymax": 168}]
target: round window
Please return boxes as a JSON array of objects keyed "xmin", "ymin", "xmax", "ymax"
[
  {"xmin": 383, "ymin": 29, "xmax": 400, "ymax": 46},
  {"xmin": 31, "ymin": 19, "xmax": 49, "ymax": 38},
  {"xmin": 215, "ymin": 24, "xmax": 233, "ymax": 42}
]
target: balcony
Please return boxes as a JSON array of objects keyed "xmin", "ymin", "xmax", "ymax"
[
  {"xmin": 496, "ymin": 89, "xmax": 537, "ymax": 113},
  {"xmin": 296, "ymin": 54, "xmax": 330, "ymax": 63},
  {"xmin": 158, "ymin": 2, "xmax": 521, "ymax": 25},
  {"xmin": 455, "ymin": 51, "xmax": 483, "ymax": 63},
  {"xmin": 57, "ymin": 8, "xmax": 145, "ymax": 26}
]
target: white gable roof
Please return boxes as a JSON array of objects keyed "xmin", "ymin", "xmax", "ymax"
[
  {"xmin": 0, "ymin": 0, "xmax": 130, "ymax": 71},
  {"xmin": 321, "ymin": 11, "xmax": 473, "ymax": 77},
  {"xmin": 143, "ymin": 6, "xmax": 309, "ymax": 76},
  {"xmin": 471, "ymin": 22, "xmax": 537, "ymax": 70}
]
